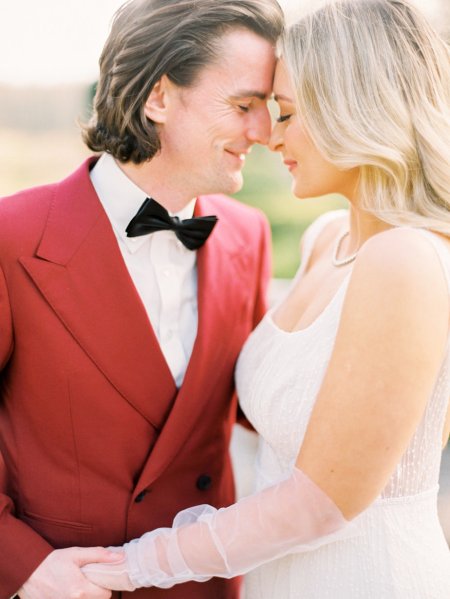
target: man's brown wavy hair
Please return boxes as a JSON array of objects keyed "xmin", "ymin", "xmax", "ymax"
[{"xmin": 82, "ymin": 0, "xmax": 283, "ymax": 164}]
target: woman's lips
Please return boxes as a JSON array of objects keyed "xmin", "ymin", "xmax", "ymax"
[{"xmin": 283, "ymin": 159, "xmax": 298, "ymax": 171}]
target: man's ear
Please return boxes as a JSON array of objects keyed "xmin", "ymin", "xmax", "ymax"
[{"xmin": 144, "ymin": 74, "xmax": 173, "ymax": 124}]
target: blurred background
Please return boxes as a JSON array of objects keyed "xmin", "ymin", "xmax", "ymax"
[{"xmin": 0, "ymin": 0, "xmax": 449, "ymax": 538}]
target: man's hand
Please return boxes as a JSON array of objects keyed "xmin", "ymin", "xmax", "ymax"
[{"xmin": 18, "ymin": 547, "xmax": 125, "ymax": 599}]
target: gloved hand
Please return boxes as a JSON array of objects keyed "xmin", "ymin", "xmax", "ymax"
[{"xmin": 82, "ymin": 467, "xmax": 348, "ymax": 590}]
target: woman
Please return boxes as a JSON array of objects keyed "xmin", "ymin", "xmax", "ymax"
[{"xmin": 83, "ymin": 0, "xmax": 450, "ymax": 596}]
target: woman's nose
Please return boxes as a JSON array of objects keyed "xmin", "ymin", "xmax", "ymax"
[{"xmin": 268, "ymin": 123, "xmax": 283, "ymax": 152}]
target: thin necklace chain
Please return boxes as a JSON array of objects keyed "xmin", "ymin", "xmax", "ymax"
[{"xmin": 332, "ymin": 230, "xmax": 358, "ymax": 267}]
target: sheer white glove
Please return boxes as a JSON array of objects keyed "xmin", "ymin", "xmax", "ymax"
[{"xmin": 82, "ymin": 467, "xmax": 348, "ymax": 590}]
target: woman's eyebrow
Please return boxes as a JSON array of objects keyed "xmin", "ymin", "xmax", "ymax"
[{"xmin": 273, "ymin": 93, "xmax": 295, "ymax": 102}]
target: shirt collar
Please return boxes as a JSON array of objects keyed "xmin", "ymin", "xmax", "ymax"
[{"xmin": 90, "ymin": 153, "xmax": 196, "ymax": 252}]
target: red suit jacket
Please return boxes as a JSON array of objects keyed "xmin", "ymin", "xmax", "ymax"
[{"xmin": 0, "ymin": 158, "xmax": 271, "ymax": 599}]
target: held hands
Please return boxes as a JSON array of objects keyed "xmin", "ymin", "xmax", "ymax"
[
  {"xmin": 83, "ymin": 468, "xmax": 349, "ymax": 591},
  {"xmin": 18, "ymin": 547, "xmax": 125, "ymax": 599},
  {"xmin": 81, "ymin": 548, "xmax": 137, "ymax": 592}
]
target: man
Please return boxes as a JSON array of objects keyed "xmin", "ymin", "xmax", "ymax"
[{"xmin": 0, "ymin": 0, "xmax": 283, "ymax": 598}]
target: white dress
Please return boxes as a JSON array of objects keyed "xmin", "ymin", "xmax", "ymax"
[{"xmin": 235, "ymin": 211, "xmax": 450, "ymax": 598}]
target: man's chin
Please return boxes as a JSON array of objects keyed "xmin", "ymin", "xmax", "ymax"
[
  {"xmin": 199, "ymin": 171, "xmax": 244, "ymax": 197},
  {"xmin": 224, "ymin": 172, "xmax": 244, "ymax": 195}
]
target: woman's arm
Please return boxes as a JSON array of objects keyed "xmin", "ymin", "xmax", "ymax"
[
  {"xmin": 82, "ymin": 228, "xmax": 449, "ymax": 590},
  {"xmin": 297, "ymin": 228, "xmax": 449, "ymax": 518}
]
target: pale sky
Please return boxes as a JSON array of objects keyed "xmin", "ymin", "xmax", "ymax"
[{"xmin": 0, "ymin": 0, "xmax": 444, "ymax": 86}]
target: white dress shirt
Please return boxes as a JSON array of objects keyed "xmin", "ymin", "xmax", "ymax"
[{"xmin": 90, "ymin": 153, "xmax": 198, "ymax": 387}]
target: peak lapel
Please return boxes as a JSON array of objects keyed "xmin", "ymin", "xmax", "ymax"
[{"xmin": 20, "ymin": 160, "xmax": 176, "ymax": 429}]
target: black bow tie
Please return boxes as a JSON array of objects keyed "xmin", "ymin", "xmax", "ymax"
[{"xmin": 126, "ymin": 198, "xmax": 218, "ymax": 250}]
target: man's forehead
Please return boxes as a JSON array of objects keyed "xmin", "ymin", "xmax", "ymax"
[
  {"xmin": 212, "ymin": 29, "xmax": 276, "ymax": 83},
  {"xmin": 191, "ymin": 29, "xmax": 276, "ymax": 100}
]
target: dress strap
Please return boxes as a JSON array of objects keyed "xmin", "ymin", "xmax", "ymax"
[
  {"xmin": 270, "ymin": 209, "xmax": 349, "ymax": 312},
  {"xmin": 296, "ymin": 209, "xmax": 349, "ymax": 280},
  {"xmin": 411, "ymin": 229, "xmax": 450, "ymax": 295}
]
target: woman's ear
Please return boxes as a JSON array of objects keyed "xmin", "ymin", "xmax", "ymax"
[{"xmin": 144, "ymin": 74, "xmax": 172, "ymax": 124}]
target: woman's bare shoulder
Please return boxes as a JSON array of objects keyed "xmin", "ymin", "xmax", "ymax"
[
  {"xmin": 342, "ymin": 227, "xmax": 449, "ymax": 350},
  {"xmin": 354, "ymin": 227, "xmax": 450, "ymax": 295}
]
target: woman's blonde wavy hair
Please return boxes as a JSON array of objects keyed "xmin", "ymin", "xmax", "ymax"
[{"xmin": 282, "ymin": 0, "xmax": 450, "ymax": 235}]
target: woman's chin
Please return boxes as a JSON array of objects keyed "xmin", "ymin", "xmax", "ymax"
[
  {"xmin": 292, "ymin": 185, "xmax": 316, "ymax": 201},
  {"xmin": 292, "ymin": 182, "xmax": 334, "ymax": 201}
]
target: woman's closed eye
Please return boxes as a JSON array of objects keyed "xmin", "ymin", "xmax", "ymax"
[{"xmin": 277, "ymin": 114, "xmax": 292, "ymax": 123}]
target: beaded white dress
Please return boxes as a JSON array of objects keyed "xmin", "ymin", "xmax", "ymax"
[{"xmin": 235, "ymin": 211, "xmax": 450, "ymax": 598}]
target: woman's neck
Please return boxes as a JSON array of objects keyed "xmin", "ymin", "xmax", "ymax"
[{"xmin": 345, "ymin": 204, "xmax": 392, "ymax": 255}]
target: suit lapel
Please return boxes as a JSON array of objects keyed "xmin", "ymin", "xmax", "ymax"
[
  {"xmin": 21, "ymin": 165, "xmax": 252, "ymax": 487},
  {"xmin": 135, "ymin": 195, "xmax": 251, "ymax": 489},
  {"xmin": 20, "ymin": 160, "xmax": 176, "ymax": 429}
]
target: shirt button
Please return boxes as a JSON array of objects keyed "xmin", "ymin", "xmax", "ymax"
[
  {"xmin": 196, "ymin": 474, "xmax": 212, "ymax": 491},
  {"xmin": 166, "ymin": 329, "xmax": 174, "ymax": 340},
  {"xmin": 162, "ymin": 267, "xmax": 172, "ymax": 278}
]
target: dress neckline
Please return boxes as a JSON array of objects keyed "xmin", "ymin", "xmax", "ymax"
[
  {"xmin": 267, "ymin": 227, "xmax": 450, "ymax": 337},
  {"xmin": 266, "ymin": 272, "xmax": 352, "ymax": 336}
]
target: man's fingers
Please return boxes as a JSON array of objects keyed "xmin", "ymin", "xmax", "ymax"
[
  {"xmin": 18, "ymin": 547, "xmax": 121, "ymax": 599},
  {"xmin": 71, "ymin": 546, "xmax": 126, "ymax": 567}
]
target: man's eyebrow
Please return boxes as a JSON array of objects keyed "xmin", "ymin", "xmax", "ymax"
[
  {"xmin": 230, "ymin": 90, "xmax": 269, "ymax": 100},
  {"xmin": 273, "ymin": 93, "xmax": 295, "ymax": 102}
]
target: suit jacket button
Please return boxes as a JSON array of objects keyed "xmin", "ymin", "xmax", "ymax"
[
  {"xmin": 135, "ymin": 490, "xmax": 148, "ymax": 503},
  {"xmin": 196, "ymin": 474, "xmax": 212, "ymax": 491}
]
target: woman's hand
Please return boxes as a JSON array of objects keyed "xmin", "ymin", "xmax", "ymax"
[{"xmin": 81, "ymin": 548, "xmax": 135, "ymax": 592}]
